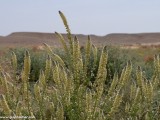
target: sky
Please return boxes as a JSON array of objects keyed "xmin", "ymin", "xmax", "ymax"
[{"xmin": 0, "ymin": 0, "xmax": 160, "ymax": 36}]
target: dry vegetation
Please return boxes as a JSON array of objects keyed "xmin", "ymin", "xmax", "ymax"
[{"xmin": 0, "ymin": 11, "xmax": 160, "ymax": 120}]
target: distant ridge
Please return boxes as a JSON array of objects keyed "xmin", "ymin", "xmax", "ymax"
[{"xmin": 1, "ymin": 32, "xmax": 160, "ymax": 47}]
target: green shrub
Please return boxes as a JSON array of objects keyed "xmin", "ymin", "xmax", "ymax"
[{"xmin": 10, "ymin": 48, "xmax": 46, "ymax": 81}]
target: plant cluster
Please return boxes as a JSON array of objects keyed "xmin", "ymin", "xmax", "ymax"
[{"xmin": 0, "ymin": 11, "xmax": 160, "ymax": 120}]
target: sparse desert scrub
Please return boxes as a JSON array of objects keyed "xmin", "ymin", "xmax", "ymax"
[{"xmin": 0, "ymin": 11, "xmax": 160, "ymax": 120}]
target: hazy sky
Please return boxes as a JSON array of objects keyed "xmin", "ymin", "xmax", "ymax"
[{"xmin": 0, "ymin": 0, "xmax": 160, "ymax": 36}]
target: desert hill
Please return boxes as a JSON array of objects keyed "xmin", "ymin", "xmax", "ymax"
[
  {"xmin": 105, "ymin": 33, "xmax": 160, "ymax": 45},
  {"xmin": 1, "ymin": 32, "xmax": 160, "ymax": 47}
]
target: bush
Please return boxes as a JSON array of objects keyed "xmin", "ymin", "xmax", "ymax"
[{"xmin": 10, "ymin": 48, "xmax": 46, "ymax": 81}]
